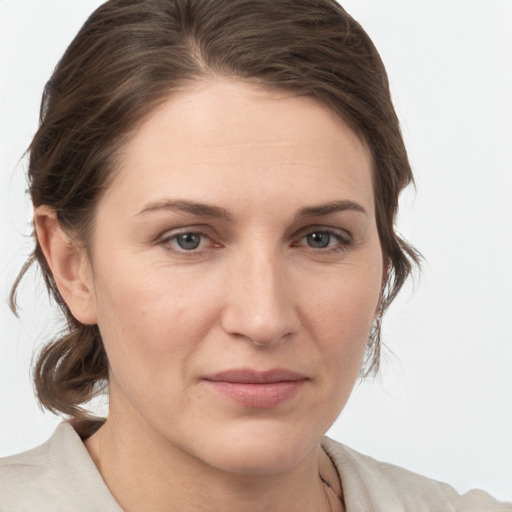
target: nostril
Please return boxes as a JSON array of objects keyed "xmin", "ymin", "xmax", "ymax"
[{"xmin": 221, "ymin": 304, "xmax": 299, "ymax": 347}]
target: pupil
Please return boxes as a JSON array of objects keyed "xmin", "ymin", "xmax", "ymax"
[
  {"xmin": 307, "ymin": 232, "xmax": 330, "ymax": 248},
  {"xmin": 177, "ymin": 233, "xmax": 201, "ymax": 250}
]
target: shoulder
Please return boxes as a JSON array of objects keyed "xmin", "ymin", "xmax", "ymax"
[
  {"xmin": 0, "ymin": 423, "xmax": 121, "ymax": 512},
  {"xmin": 321, "ymin": 437, "xmax": 512, "ymax": 512}
]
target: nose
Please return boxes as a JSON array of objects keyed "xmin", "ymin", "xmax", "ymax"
[{"xmin": 220, "ymin": 249, "xmax": 300, "ymax": 346}]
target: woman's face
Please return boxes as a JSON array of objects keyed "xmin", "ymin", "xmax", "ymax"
[{"xmin": 85, "ymin": 80, "xmax": 383, "ymax": 473}]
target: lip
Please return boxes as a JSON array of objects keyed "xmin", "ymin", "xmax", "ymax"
[{"xmin": 202, "ymin": 368, "xmax": 307, "ymax": 408}]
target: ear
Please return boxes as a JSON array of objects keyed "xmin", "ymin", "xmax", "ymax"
[{"xmin": 34, "ymin": 206, "xmax": 97, "ymax": 325}]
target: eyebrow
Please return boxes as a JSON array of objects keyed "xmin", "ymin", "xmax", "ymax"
[
  {"xmin": 136, "ymin": 198, "xmax": 367, "ymax": 221},
  {"xmin": 137, "ymin": 199, "xmax": 232, "ymax": 221},
  {"xmin": 295, "ymin": 200, "xmax": 368, "ymax": 220}
]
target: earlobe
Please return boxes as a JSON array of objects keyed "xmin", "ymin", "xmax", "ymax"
[{"xmin": 34, "ymin": 206, "xmax": 97, "ymax": 325}]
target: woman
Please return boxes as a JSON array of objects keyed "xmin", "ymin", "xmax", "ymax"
[{"xmin": 1, "ymin": 0, "xmax": 510, "ymax": 510}]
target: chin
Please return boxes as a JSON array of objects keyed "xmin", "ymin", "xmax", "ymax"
[{"xmin": 186, "ymin": 419, "xmax": 323, "ymax": 476}]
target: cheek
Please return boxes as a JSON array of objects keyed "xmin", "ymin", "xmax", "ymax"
[
  {"xmin": 305, "ymin": 265, "xmax": 381, "ymax": 338},
  {"xmin": 90, "ymin": 263, "xmax": 223, "ymax": 376},
  {"xmin": 293, "ymin": 266, "xmax": 381, "ymax": 430},
  {"xmin": 300, "ymin": 259, "xmax": 383, "ymax": 376}
]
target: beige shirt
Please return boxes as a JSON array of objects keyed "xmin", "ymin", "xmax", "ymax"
[{"xmin": 1, "ymin": 423, "xmax": 510, "ymax": 511}]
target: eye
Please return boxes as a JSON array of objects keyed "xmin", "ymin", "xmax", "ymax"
[
  {"xmin": 158, "ymin": 230, "xmax": 212, "ymax": 253},
  {"xmin": 305, "ymin": 231, "xmax": 334, "ymax": 249},
  {"xmin": 295, "ymin": 228, "xmax": 352, "ymax": 252},
  {"xmin": 175, "ymin": 232, "xmax": 203, "ymax": 251}
]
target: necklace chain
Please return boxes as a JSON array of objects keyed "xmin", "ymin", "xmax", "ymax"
[
  {"xmin": 319, "ymin": 471, "xmax": 343, "ymax": 503},
  {"xmin": 319, "ymin": 447, "xmax": 344, "ymax": 512}
]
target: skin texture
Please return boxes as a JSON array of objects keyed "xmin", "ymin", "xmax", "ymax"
[{"xmin": 35, "ymin": 79, "xmax": 384, "ymax": 511}]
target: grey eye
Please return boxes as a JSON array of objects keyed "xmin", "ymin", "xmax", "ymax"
[
  {"xmin": 306, "ymin": 232, "xmax": 332, "ymax": 249},
  {"xmin": 176, "ymin": 233, "xmax": 202, "ymax": 250}
]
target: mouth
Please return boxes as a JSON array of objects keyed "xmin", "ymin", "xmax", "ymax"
[{"xmin": 202, "ymin": 368, "xmax": 307, "ymax": 408}]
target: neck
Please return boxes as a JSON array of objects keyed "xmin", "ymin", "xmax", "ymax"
[{"xmin": 84, "ymin": 409, "xmax": 339, "ymax": 512}]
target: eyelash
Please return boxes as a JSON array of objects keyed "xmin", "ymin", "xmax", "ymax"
[
  {"xmin": 157, "ymin": 230, "xmax": 214, "ymax": 255},
  {"xmin": 294, "ymin": 228, "xmax": 353, "ymax": 254},
  {"xmin": 157, "ymin": 227, "xmax": 353, "ymax": 256}
]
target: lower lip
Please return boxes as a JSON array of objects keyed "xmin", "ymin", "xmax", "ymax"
[{"xmin": 203, "ymin": 380, "xmax": 305, "ymax": 408}]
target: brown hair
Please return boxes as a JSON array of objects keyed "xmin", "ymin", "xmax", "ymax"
[{"xmin": 11, "ymin": 0, "xmax": 419, "ymax": 425}]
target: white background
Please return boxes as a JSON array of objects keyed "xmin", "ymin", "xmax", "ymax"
[{"xmin": 1, "ymin": 0, "xmax": 511, "ymax": 502}]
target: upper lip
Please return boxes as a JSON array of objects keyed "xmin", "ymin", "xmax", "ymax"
[{"xmin": 203, "ymin": 368, "xmax": 307, "ymax": 384}]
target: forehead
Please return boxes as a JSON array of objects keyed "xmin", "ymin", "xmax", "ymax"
[{"xmin": 104, "ymin": 79, "xmax": 374, "ymax": 217}]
